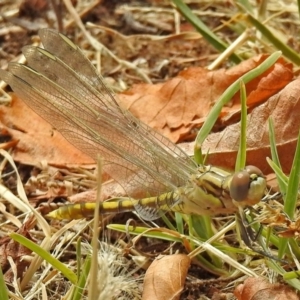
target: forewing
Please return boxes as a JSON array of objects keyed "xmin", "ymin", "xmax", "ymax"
[{"xmin": 0, "ymin": 29, "xmax": 197, "ymax": 198}]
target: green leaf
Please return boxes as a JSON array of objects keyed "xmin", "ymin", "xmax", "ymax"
[
  {"xmin": 10, "ymin": 233, "xmax": 77, "ymax": 284},
  {"xmin": 194, "ymin": 51, "xmax": 282, "ymax": 163},
  {"xmin": 172, "ymin": 0, "xmax": 241, "ymax": 64},
  {"xmin": 0, "ymin": 266, "xmax": 8, "ymax": 300},
  {"xmin": 278, "ymin": 130, "xmax": 300, "ymax": 258}
]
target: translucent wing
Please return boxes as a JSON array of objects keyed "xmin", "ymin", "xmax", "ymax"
[{"xmin": 0, "ymin": 28, "xmax": 197, "ymax": 200}]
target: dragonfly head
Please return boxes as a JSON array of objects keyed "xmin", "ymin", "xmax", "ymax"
[{"xmin": 229, "ymin": 165, "xmax": 267, "ymax": 207}]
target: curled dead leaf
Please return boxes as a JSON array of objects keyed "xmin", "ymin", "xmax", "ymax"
[
  {"xmin": 234, "ymin": 277, "xmax": 298, "ymax": 300},
  {"xmin": 201, "ymin": 76, "xmax": 300, "ymax": 173},
  {"xmin": 119, "ymin": 55, "xmax": 292, "ymax": 143},
  {"xmin": 142, "ymin": 254, "xmax": 191, "ymax": 300}
]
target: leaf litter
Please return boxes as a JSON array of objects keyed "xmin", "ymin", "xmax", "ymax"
[
  {"xmin": 1, "ymin": 51, "xmax": 298, "ymax": 299},
  {"xmin": 0, "ymin": 1, "xmax": 300, "ymax": 299}
]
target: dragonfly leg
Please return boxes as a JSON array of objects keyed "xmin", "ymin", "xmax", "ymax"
[{"xmin": 236, "ymin": 209, "xmax": 286, "ymax": 262}]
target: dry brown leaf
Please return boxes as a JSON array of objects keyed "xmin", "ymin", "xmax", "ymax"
[
  {"xmin": 1, "ymin": 56, "xmax": 293, "ymax": 175},
  {"xmin": 119, "ymin": 55, "xmax": 292, "ymax": 143},
  {"xmin": 201, "ymin": 76, "xmax": 300, "ymax": 174},
  {"xmin": 259, "ymin": 205, "xmax": 289, "ymax": 227},
  {"xmin": 0, "ymin": 217, "xmax": 35, "ymax": 283},
  {"xmin": 277, "ymin": 218, "xmax": 300, "ymax": 238},
  {"xmin": 234, "ymin": 277, "xmax": 298, "ymax": 300},
  {"xmin": 142, "ymin": 254, "xmax": 191, "ymax": 300},
  {"xmin": 0, "ymin": 95, "xmax": 95, "ymax": 168}
]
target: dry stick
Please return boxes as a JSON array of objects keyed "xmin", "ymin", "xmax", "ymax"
[{"xmin": 89, "ymin": 156, "xmax": 103, "ymax": 300}]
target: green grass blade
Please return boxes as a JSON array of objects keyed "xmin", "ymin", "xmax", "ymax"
[
  {"xmin": 281, "ymin": 130, "xmax": 300, "ymax": 218},
  {"xmin": 243, "ymin": 11, "xmax": 300, "ymax": 65},
  {"xmin": 235, "ymin": 80, "xmax": 247, "ymax": 171},
  {"xmin": 161, "ymin": 213, "xmax": 177, "ymax": 232},
  {"xmin": 266, "ymin": 157, "xmax": 289, "ymax": 189},
  {"xmin": 107, "ymin": 224, "xmax": 251, "ymax": 276},
  {"xmin": 266, "ymin": 260, "xmax": 300, "ymax": 290},
  {"xmin": 194, "ymin": 51, "xmax": 281, "ymax": 163},
  {"xmin": 284, "ymin": 270, "xmax": 300, "ymax": 280},
  {"xmin": 10, "ymin": 233, "xmax": 78, "ymax": 284},
  {"xmin": 108, "ymin": 224, "xmax": 259, "ymax": 258},
  {"xmin": 175, "ymin": 212, "xmax": 184, "ymax": 234},
  {"xmin": 189, "ymin": 215, "xmax": 223, "ymax": 269},
  {"xmin": 0, "ymin": 266, "xmax": 8, "ymax": 300},
  {"xmin": 76, "ymin": 237, "xmax": 82, "ymax": 279},
  {"xmin": 268, "ymin": 118, "xmax": 282, "ymax": 168},
  {"xmin": 277, "ymin": 130, "xmax": 300, "ymax": 258},
  {"xmin": 172, "ymin": 0, "xmax": 241, "ymax": 64},
  {"xmin": 108, "ymin": 224, "xmax": 184, "ymax": 242},
  {"xmin": 190, "ymin": 215, "xmax": 214, "ymax": 241},
  {"xmin": 268, "ymin": 118, "xmax": 288, "ymax": 193},
  {"xmin": 288, "ymin": 238, "xmax": 300, "ymax": 258},
  {"xmin": 72, "ymin": 255, "xmax": 91, "ymax": 300},
  {"xmin": 236, "ymin": 0, "xmax": 254, "ymax": 13}
]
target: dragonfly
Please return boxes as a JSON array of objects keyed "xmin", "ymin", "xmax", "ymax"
[{"xmin": 0, "ymin": 28, "xmax": 267, "ymax": 222}]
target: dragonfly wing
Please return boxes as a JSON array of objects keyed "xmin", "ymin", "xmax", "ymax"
[
  {"xmin": 133, "ymin": 190, "xmax": 183, "ymax": 221},
  {"xmin": 0, "ymin": 29, "xmax": 197, "ymax": 201},
  {"xmin": 134, "ymin": 202, "xmax": 164, "ymax": 221},
  {"xmin": 38, "ymin": 29, "xmax": 121, "ymax": 111}
]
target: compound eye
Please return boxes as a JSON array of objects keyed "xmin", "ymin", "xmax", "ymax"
[
  {"xmin": 229, "ymin": 165, "xmax": 265, "ymax": 202},
  {"xmin": 244, "ymin": 165, "xmax": 264, "ymax": 177},
  {"xmin": 230, "ymin": 170, "xmax": 250, "ymax": 202}
]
